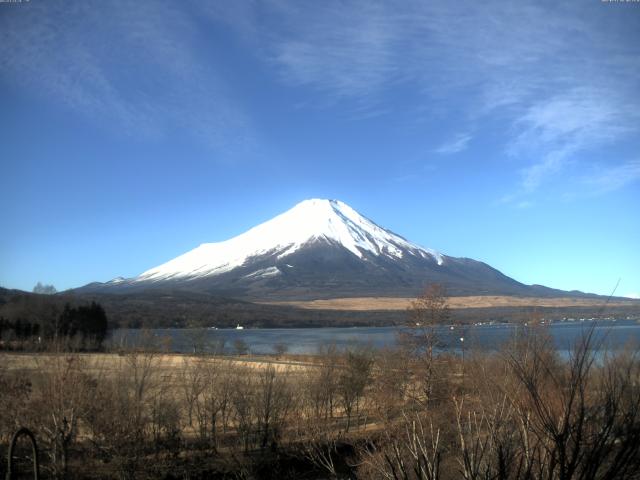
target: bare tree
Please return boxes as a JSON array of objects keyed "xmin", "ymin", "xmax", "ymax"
[
  {"xmin": 298, "ymin": 416, "xmax": 344, "ymax": 479},
  {"xmin": 451, "ymin": 325, "xmax": 640, "ymax": 480},
  {"xmin": 234, "ymin": 338, "xmax": 249, "ymax": 356},
  {"xmin": 303, "ymin": 345, "xmax": 340, "ymax": 422},
  {"xmin": 85, "ymin": 375, "xmax": 141, "ymax": 479},
  {"xmin": 406, "ymin": 284, "xmax": 450, "ymax": 340},
  {"xmin": 362, "ymin": 412, "xmax": 442, "ymax": 480},
  {"xmin": 180, "ymin": 357, "xmax": 206, "ymax": 427},
  {"xmin": 229, "ymin": 366, "xmax": 256, "ymax": 453},
  {"xmin": 402, "ymin": 284, "xmax": 450, "ymax": 405},
  {"xmin": 84, "ymin": 350, "xmax": 159, "ymax": 479},
  {"xmin": 184, "ymin": 328, "xmax": 207, "ymax": 355},
  {"xmin": 209, "ymin": 334, "xmax": 227, "ymax": 355},
  {"xmin": 273, "ymin": 342, "xmax": 289, "ymax": 358},
  {"xmin": 149, "ymin": 386, "xmax": 182, "ymax": 457},
  {"xmin": 453, "ymin": 395, "xmax": 524, "ymax": 480},
  {"xmin": 255, "ymin": 365, "xmax": 294, "ymax": 450},
  {"xmin": 33, "ymin": 354, "xmax": 97, "ymax": 479},
  {"xmin": 505, "ymin": 327, "xmax": 640, "ymax": 480},
  {"xmin": 370, "ymin": 348, "xmax": 412, "ymax": 424},
  {"xmin": 0, "ymin": 366, "xmax": 32, "ymax": 443},
  {"xmin": 338, "ymin": 348, "xmax": 373, "ymax": 432},
  {"xmin": 192, "ymin": 358, "xmax": 233, "ymax": 450}
]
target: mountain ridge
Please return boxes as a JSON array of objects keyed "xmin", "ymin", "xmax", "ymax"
[{"xmin": 74, "ymin": 199, "xmax": 607, "ymax": 300}]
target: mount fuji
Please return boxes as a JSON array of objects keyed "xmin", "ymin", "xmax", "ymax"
[{"xmin": 77, "ymin": 199, "xmax": 572, "ymax": 300}]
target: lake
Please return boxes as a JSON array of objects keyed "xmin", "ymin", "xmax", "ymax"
[{"xmin": 109, "ymin": 319, "xmax": 640, "ymax": 356}]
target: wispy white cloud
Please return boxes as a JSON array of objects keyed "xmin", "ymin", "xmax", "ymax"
[
  {"xmin": 513, "ymin": 89, "xmax": 625, "ymax": 152},
  {"xmin": 581, "ymin": 160, "xmax": 640, "ymax": 195},
  {"xmin": 228, "ymin": 1, "xmax": 597, "ymax": 110},
  {"xmin": 392, "ymin": 173, "xmax": 419, "ymax": 183},
  {"xmin": 435, "ymin": 134, "xmax": 472, "ymax": 155},
  {"xmin": 266, "ymin": 2, "xmax": 402, "ymax": 100},
  {"xmin": 209, "ymin": 0, "xmax": 639, "ymax": 195},
  {"xmin": 3, "ymin": 0, "xmax": 638, "ymax": 188},
  {"xmin": 0, "ymin": 1, "xmax": 254, "ymax": 157},
  {"xmin": 508, "ymin": 88, "xmax": 636, "ymax": 194}
]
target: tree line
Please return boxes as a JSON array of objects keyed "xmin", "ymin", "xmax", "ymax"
[{"xmin": 0, "ymin": 298, "xmax": 108, "ymax": 349}]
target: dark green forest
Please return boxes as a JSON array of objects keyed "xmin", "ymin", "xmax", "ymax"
[{"xmin": 0, "ymin": 289, "xmax": 108, "ymax": 349}]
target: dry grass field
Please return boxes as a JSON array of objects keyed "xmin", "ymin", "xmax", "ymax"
[
  {"xmin": 0, "ymin": 351, "xmax": 314, "ymax": 375},
  {"xmin": 2, "ymin": 332, "xmax": 640, "ymax": 479},
  {"xmin": 261, "ymin": 295, "xmax": 638, "ymax": 311}
]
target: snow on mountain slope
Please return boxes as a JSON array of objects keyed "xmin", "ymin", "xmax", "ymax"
[{"xmin": 135, "ymin": 199, "xmax": 443, "ymax": 283}]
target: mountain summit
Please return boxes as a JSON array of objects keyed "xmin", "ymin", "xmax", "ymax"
[
  {"xmin": 79, "ymin": 199, "xmax": 569, "ymax": 299},
  {"xmin": 138, "ymin": 199, "xmax": 443, "ymax": 283}
]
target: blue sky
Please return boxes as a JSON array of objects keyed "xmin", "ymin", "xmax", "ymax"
[{"xmin": 1, "ymin": 0, "xmax": 639, "ymax": 297}]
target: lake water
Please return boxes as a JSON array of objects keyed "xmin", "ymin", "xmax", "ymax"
[{"xmin": 109, "ymin": 319, "xmax": 640, "ymax": 356}]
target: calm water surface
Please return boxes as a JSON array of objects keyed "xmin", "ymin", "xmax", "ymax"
[{"xmin": 109, "ymin": 320, "xmax": 640, "ymax": 356}]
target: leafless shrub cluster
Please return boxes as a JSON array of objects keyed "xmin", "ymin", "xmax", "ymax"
[
  {"xmin": 1, "ymin": 318, "xmax": 639, "ymax": 479},
  {"xmin": 361, "ymin": 325, "xmax": 640, "ymax": 480}
]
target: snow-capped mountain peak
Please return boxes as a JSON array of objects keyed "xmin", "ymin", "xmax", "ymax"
[
  {"xmin": 134, "ymin": 199, "xmax": 442, "ymax": 283},
  {"xmin": 77, "ymin": 198, "xmax": 542, "ymax": 300}
]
